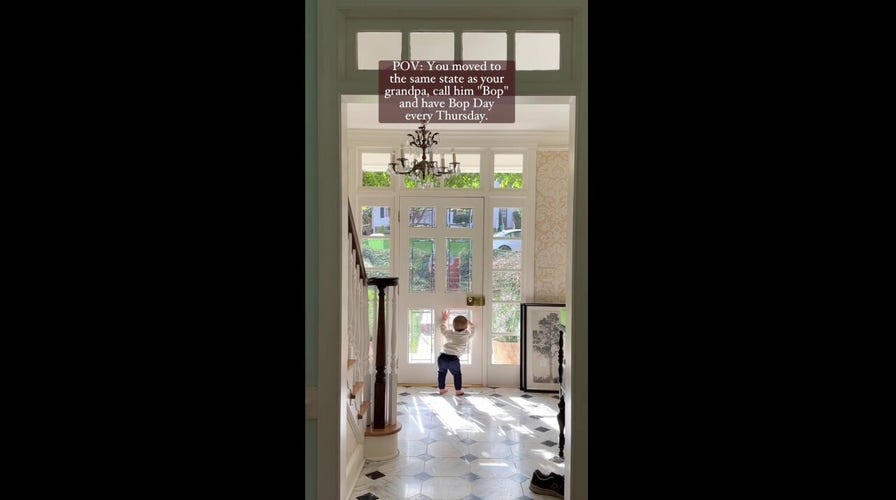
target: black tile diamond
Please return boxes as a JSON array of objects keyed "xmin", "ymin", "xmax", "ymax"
[
  {"xmin": 414, "ymin": 472, "xmax": 433, "ymax": 481},
  {"xmin": 494, "ymin": 402, "xmax": 506, "ymax": 407},
  {"xmin": 464, "ymin": 496, "xmax": 484, "ymax": 500},
  {"xmin": 365, "ymin": 471, "xmax": 385, "ymax": 480},
  {"xmin": 551, "ymin": 455, "xmax": 565, "ymax": 463},
  {"xmin": 521, "ymin": 394, "xmax": 533, "ymax": 398},
  {"xmin": 461, "ymin": 453, "xmax": 479, "ymax": 462},
  {"xmin": 463, "ymin": 472, "xmax": 481, "ymax": 481},
  {"xmin": 418, "ymin": 453, "xmax": 434, "ymax": 461},
  {"xmin": 490, "ymin": 393, "xmax": 502, "ymax": 397},
  {"xmin": 551, "ymin": 395, "xmax": 560, "ymax": 399},
  {"xmin": 535, "ymin": 426, "xmax": 550, "ymax": 432},
  {"xmin": 488, "ymin": 386, "xmax": 499, "ymax": 389},
  {"xmin": 541, "ymin": 440, "xmax": 558, "ymax": 447},
  {"xmin": 530, "ymin": 415, "xmax": 542, "ymax": 419},
  {"xmin": 400, "ymin": 392, "xmax": 411, "ymax": 396},
  {"xmin": 356, "ymin": 494, "xmax": 378, "ymax": 500}
]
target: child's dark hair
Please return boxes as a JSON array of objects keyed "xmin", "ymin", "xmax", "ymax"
[{"xmin": 453, "ymin": 315, "xmax": 469, "ymax": 331}]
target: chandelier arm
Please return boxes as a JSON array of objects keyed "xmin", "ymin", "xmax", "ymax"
[{"xmin": 388, "ymin": 122, "xmax": 459, "ymax": 187}]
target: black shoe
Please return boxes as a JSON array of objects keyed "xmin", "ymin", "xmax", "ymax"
[
  {"xmin": 533, "ymin": 469, "xmax": 563, "ymax": 482},
  {"xmin": 529, "ymin": 472, "xmax": 564, "ymax": 498}
]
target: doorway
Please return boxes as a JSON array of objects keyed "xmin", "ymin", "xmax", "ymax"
[{"xmin": 396, "ymin": 196, "xmax": 485, "ymax": 385}]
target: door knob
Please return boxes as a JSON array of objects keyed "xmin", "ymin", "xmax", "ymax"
[{"xmin": 466, "ymin": 295, "xmax": 485, "ymax": 306}]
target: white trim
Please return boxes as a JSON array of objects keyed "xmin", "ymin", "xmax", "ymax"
[
  {"xmin": 344, "ymin": 442, "xmax": 366, "ymax": 500},
  {"xmin": 347, "ymin": 130, "xmax": 569, "ymax": 148}
]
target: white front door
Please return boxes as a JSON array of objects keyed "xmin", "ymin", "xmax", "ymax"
[{"xmin": 396, "ymin": 196, "xmax": 485, "ymax": 385}]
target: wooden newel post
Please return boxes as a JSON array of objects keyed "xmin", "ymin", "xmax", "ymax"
[
  {"xmin": 557, "ymin": 325, "xmax": 566, "ymax": 458},
  {"xmin": 368, "ymin": 277, "xmax": 398, "ymax": 430}
]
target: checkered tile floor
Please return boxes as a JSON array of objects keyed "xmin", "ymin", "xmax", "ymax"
[{"xmin": 352, "ymin": 386, "xmax": 565, "ymax": 500}]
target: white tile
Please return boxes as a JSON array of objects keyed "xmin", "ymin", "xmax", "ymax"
[
  {"xmin": 513, "ymin": 456, "xmax": 564, "ymax": 478},
  {"xmin": 471, "ymin": 477, "xmax": 524, "ymax": 499},
  {"xmin": 354, "ymin": 475, "xmax": 424, "ymax": 499},
  {"xmin": 397, "ymin": 439, "xmax": 427, "ymax": 457},
  {"xmin": 397, "ymin": 424, "xmax": 429, "ymax": 441},
  {"xmin": 375, "ymin": 456, "xmax": 426, "ymax": 477},
  {"xmin": 467, "ymin": 441, "xmax": 512, "ymax": 459},
  {"xmin": 424, "ymin": 457, "xmax": 471, "ymax": 476},
  {"xmin": 427, "ymin": 440, "xmax": 467, "ymax": 458},
  {"xmin": 420, "ymin": 476, "xmax": 472, "ymax": 500},
  {"xmin": 470, "ymin": 458, "xmax": 517, "ymax": 478}
]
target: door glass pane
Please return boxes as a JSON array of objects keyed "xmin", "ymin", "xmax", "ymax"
[
  {"xmin": 515, "ymin": 32, "xmax": 560, "ymax": 70},
  {"xmin": 361, "ymin": 205, "xmax": 392, "ymax": 235},
  {"xmin": 446, "ymin": 308, "xmax": 472, "ymax": 363},
  {"xmin": 491, "ymin": 302, "xmax": 520, "ymax": 335},
  {"xmin": 493, "ymin": 207, "xmax": 522, "ymax": 233},
  {"xmin": 462, "ymin": 32, "xmax": 506, "ymax": 60},
  {"xmin": 408, "ymin": 309, "xmax": 435, "ymax": 363},
  {"xmin": 491, "ymin": 271, "xmax": 521, "ymax": 301},
  {"xmin": 446, "ymin": 239, "xmax": 472, "ymax": 293},
  {"xmin": 446, "ymin": 208, "xmax": 473, "ymax": 228},
  {"xmin": 408, "ymin": 207, "xmax": 435, "ymax": 227},
  {"xmin": 357, "ymin": 32, "xmax": 402, "ymax": 70},
  {"xmin": 409, "ymin": 238, "xmax": 435, "ymax": 292},
  {"xmin": 493, "ymin": 207, "xmax": 522, "ymax": 268},
  {"xmin": 410, "ymin": 32, "xmax": 454, "ymax": 61},
  {"xmin": 492, "ymin": 241, "xmax": 522, "ymax": 270},
  {"xmin": 361, "ymin": 238, "xmax": 391, "ymax": 270},
  {"xmin": 494, "ymin": 154, "xmax": 524, "ymax": 189},
  {"xmin": 491, "ymin": 335, "xmax": 520, "ymax": 365}
]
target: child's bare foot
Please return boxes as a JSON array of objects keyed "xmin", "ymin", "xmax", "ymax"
[
  {"xmin": 455, "ymin": 390, "xmax": 464, "ymax": 396},
  {"xmin": 439, "ymin": 389, "xmax": 448, "ymax": 395}
]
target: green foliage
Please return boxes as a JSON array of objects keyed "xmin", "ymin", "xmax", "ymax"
[
  {"xmin": 443, "ymin": 173, "xmax": 480, "ymax": 189},
  {"xmin": 495, "ymin": 173, "xmax": 523, "ymax": 189},
  {"xmin": 362, "ymin": 245, "xmax": 390, "ymax": 269},
  {"xmin": 511, "ymin": 210, "xmax": 522, "ymax": 229},
  {"xmin": 494, "ymin": 334, "xmax": 519, "ymax": 343},
  {"xmin": 492, "ymin": 270, "xmax": 521, "ymax": 301},
  {"xmin": 406, "ymin": 173, "xmax": 480, "ymax": 189},
  {"xmin": 362, "ymin": 172, "xmax": 391, "ymax": 187},
  {"xmin": 361, "ymin": 206, "xmax": 373, "ymax": 234}
]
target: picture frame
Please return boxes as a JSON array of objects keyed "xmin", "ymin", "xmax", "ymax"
[{"xmin": 520, "ymin": 303, "xmax": 566, "ymax": 392}]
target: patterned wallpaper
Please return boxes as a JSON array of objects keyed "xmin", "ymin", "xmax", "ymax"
[{"xmin": 534, "ymin": 150, "xmax": 569, "ymax": 304}]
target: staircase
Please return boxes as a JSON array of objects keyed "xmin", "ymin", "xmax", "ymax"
[{"xmin": 347, "ymin": 201, "xmax": 401, "ymax": 461}]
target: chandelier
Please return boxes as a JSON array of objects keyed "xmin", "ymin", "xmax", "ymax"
[{"xmin": 388, "ymin": 122, "xmax": 460, "ymax": 188}]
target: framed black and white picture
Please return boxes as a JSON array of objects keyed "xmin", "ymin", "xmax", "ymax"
[{"xmin": 520, "ymin": 303, "xmax": 565, "ymax": 392}]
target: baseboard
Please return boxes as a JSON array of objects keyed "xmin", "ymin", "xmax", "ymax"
[{"xmin": 344, "ymin": 443, "xmax": 365, "ymax": 500}]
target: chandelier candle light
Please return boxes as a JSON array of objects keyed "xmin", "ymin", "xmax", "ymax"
[{"xmin": 388, "ymin": 122, "xmax": 460, "ymax": 188}]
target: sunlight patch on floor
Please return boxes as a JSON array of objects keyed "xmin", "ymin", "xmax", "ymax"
[{"xmin": 422, "ymin": 395, "xmax": 482, "ymax": 432}]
